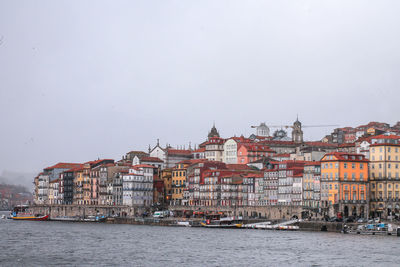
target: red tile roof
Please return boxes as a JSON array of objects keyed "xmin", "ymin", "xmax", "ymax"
[
  {"xmin": 45, "ymin": 163, "xmax": 82, "ymax": 170},
  {"xmin": 304, "ymin": 142, "xmax": 337, "ymax": 148},
  {"xmin": 371, "ymin": 134, "xmax": 400, "ymax": 140},
  {"xmin": 141, "ymin": 156, "xmax": 163, "ymax": 163},
  {"xmin": 238, "ymin": 143, "xmax": 275, "ymax": 153},
  {"xmin": 322, "ymin": 152, "xmax": 369, "ymax": 162},
  {"xmin": 338, "ymin": 143, "xmax": 356, "ymax": 148},
  {"xmin": 226, "ymin": 164, "xmax": 252, "ymax": 170},
  {"xmin": 193, "ymin": 147, "xmax": 206, "ymax": 153},
  {"xmin": 167, "ymin": 149, "xmax": 192, "ymax": 155},
  {"xmin": 304, "ymin": 161, "xmax": 321, "ymax": 166},
  {"xmin": 133, "ymin": 164, "xmax": 157, "ymax": 169}
]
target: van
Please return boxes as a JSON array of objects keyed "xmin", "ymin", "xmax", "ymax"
[{"xmin": 153, "ymin": 211, "xmax": 164, "ymax": 218}]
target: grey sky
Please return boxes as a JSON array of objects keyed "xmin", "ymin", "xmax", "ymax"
[{"xmin": 0, "ymin": 1, "xmax": 399, "ymax": 176}]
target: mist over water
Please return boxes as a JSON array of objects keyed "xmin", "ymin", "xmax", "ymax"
[{"xmin": 1, "ymin": 216, "xmax": 399, "ymax": 266}]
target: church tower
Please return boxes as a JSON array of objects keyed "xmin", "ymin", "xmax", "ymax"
[
  {"xmin": 208, "ymin": 123, "xmax": 220, "ymax": 140},
  {"xmin": 292, "ymin": 116, "xmax": 303, "ymax": 143}
]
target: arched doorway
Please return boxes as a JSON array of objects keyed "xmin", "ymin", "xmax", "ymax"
[
  {"xmin": 360, "ymin": 206, "xmax": 365, "ymax": 218},
  {"xmin": 352, "ymin": 206, "xmax": 357, "ymax": 217},
  {"xmin": 344, "ymin": 206, "xmax": 349, "ymax": 217}
]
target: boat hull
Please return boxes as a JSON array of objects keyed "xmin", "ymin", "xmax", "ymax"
[{"xmin": 11, "ymin": 215, "xmax": 49, "ymax": 221}]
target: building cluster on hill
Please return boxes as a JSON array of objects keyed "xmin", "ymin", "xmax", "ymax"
[{"xmin": 33, "ymin": 119, "xmax": 400, "ymax": 220}]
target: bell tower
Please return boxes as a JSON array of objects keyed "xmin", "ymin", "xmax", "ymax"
[{"xmin": 292, "ymin": 116, "xmax": 303, "ymax": 143}]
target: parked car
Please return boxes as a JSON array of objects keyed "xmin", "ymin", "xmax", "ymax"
[
  {"xmin": 344, "ymin": 216, "xmax": 355, "ymax": 223},
  {"xmin": 329, "ymin": 217, "xmax": 342, "ymax": 222},
  {"xmin": 357, "ymin": 218, "xmax": 367, "ymax": 223}
]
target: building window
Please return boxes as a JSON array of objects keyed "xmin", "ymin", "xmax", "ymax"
[
  {"xmin": 352, "ymin": 163, "xmax": 355, "ymax": 169},
  {"xmin": 344, "ymin": 163, "xmax": 348, "ymax": 169}
]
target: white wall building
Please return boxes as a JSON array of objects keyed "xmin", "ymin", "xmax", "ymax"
[
  {"xmin": 122, "ymin": 165, "xmax": 154, "ymax": 207},
  {"xmin": 223, "ymin": 138, "xmax": 238, "ymax": 164}
]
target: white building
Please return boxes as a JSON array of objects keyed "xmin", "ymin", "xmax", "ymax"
[
  {"xmin": 37, "ymin": 173, "xmax": 50, "ymax": 204},
  {"xmin": 205, "ymin": 137, "xmax": 224, "ymax": 162},
  {"xmin": 223, "ymin": 138, "xmax": 238, "ymax": 164},
  {"xmin": 122, "ymin": 164, "xmax": 154, "ymax": 207}
]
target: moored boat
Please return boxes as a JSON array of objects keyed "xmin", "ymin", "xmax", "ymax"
[
  {"xmin": 200, "ymin": 214, "xmax": 243, "ymax": 228},
  {"xmin": 10, "ymin": 205, "xmax": 49, "ymax": 221}
]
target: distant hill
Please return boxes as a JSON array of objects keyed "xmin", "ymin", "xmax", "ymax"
[{"xmin": 0, "ymin": 170, "xmax": 37, "ymax": 191}]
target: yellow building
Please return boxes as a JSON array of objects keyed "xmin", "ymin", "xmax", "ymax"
[
  {"xmin": 73, "ymin": 168, "xmax": 84, "ymax": 205},
  {"xmin": 321, "ymin": 152, "xmax": 369, "ymax": 218},
  {"xmin": 369, "ymin": 135, "xmax": 400, "ymax": 219},
  {"xmin": 171, "ymin": 161, "xmax": 191, "ymax": 205},
  {"xmin": 161, "ymin": 168, "xmax": 173, "ymax": 204}
]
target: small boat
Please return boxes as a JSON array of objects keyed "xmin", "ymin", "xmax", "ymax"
[
  {"xmin": 349, "ymin": 223, "xmax": 396, "ymax": 235},
  {"xmin": 50, "ymin": 216, "xmax": 82, "ymax": 222},
  {"xmin": 82, "ymin": 215, "xmax": 107, "ymax": 222},
  {"xmin": 10, "ymin": 205, "xmax": 49, "ymax": 221},
  {"xmin": 200, "ymin": 214, "xmax": 243, "ymax": 228},
  {"xmin": 176, "ymin": 221, "xmax": 191, "ymax": 227}
]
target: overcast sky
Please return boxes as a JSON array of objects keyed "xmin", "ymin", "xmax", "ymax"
[{"xmin": 1, "ymin": 1, "xmax": 399, "ymax": 175}]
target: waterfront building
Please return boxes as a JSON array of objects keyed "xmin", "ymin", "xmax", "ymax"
[
  {"xmin": 237, "ymin": 143, "xmax": 275, "ymax": 164},
  {"xmin": 35, "ymin": 162, "xmax": 81, "ymax": 204},
  {"xmin": 320, "ymin": 152, "xmax": 369, "ymax": 218},
  {"xmin": 153, "ymin": 173, "xmax": 164, "ymax": 206},
  {"xmin": 264, "ymin": 165, "xmax": 279, "ymax": 205},
  {"xmin": 171, "ymin": 161, "xmax": 191, "ymax": 205},
  {"xmin": 161, "ymin": 168, "xmax": 173, "ymax": 204},
  {"xmin": 73, "ymin": 167, "xmax": 84, "ymax": 205},
  {"xmin": 97, "ymin": 163, "xmax": 130, "ymax": 205},
  {"xmin": 303, "ymin": 162, "xmax": 321, "ymax": 209},
  {"xmin": 220, "ymin": 175, "xmax": 243, "ymax": 208},
  {"xmin": 48, "ymin": 179, "xmax": 55, "ymax": 204},
  {"xmin": 369, "ymin": 135, "xmax": 400, "ymax": 219},
  {"xmin": 122, "ymin": 164, "xmax": 155, "ymax": 207},
  {"xmin": 112, "ymin": 171, "xmax": 124, "ymax": 205},
  {"xmin": 61, "ymin": 165, "xmax": 83, "ymax": 205},
  {"xmin": 36, "ymin": 173, "xmax": 50, "ymax": 204},
  {"xmin": 187, "ymin": 161, "xmax": 226, "ymax": 206},
  {"xmin": 277, "ymin": 161, "xmax": 306, "ymax": 206},
  {"xmin": 33, "ymin": 175, "xmax": 39, "ymax": 204}
]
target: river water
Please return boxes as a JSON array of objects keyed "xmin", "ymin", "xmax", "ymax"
[{"xmin": 1, "ymin": 214, "xmax": 399, "ymax": 266}]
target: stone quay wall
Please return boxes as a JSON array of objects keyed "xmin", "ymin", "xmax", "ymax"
[
  {"xmin": 170, "ymin": 205, "xmax": 304, "ymax": 220},
  {"xmin": 30, "ymin": 204, "xmax": 305, "ymax": 220},
  {"xmin": 30, "ymin": 205, "xmax": 145, "ymax": 218}
]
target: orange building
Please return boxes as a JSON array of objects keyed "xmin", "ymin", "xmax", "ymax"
[
  {"xmin": 320, "ymin": 152, "xmax": 369, "ymax": 218},
  {"xmin": 237, "ymin": 144, "xmax": 275, "ymax": 164}
]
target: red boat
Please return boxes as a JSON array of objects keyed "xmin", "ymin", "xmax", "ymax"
[{"xmin": 10, "ymin": 205, "xmax": 49, "ymax": 221}]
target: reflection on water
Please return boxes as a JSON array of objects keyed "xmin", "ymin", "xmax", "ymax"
[{"xmin": 0, "ymin": 214, "xmax": 399, "ymax": 266}]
